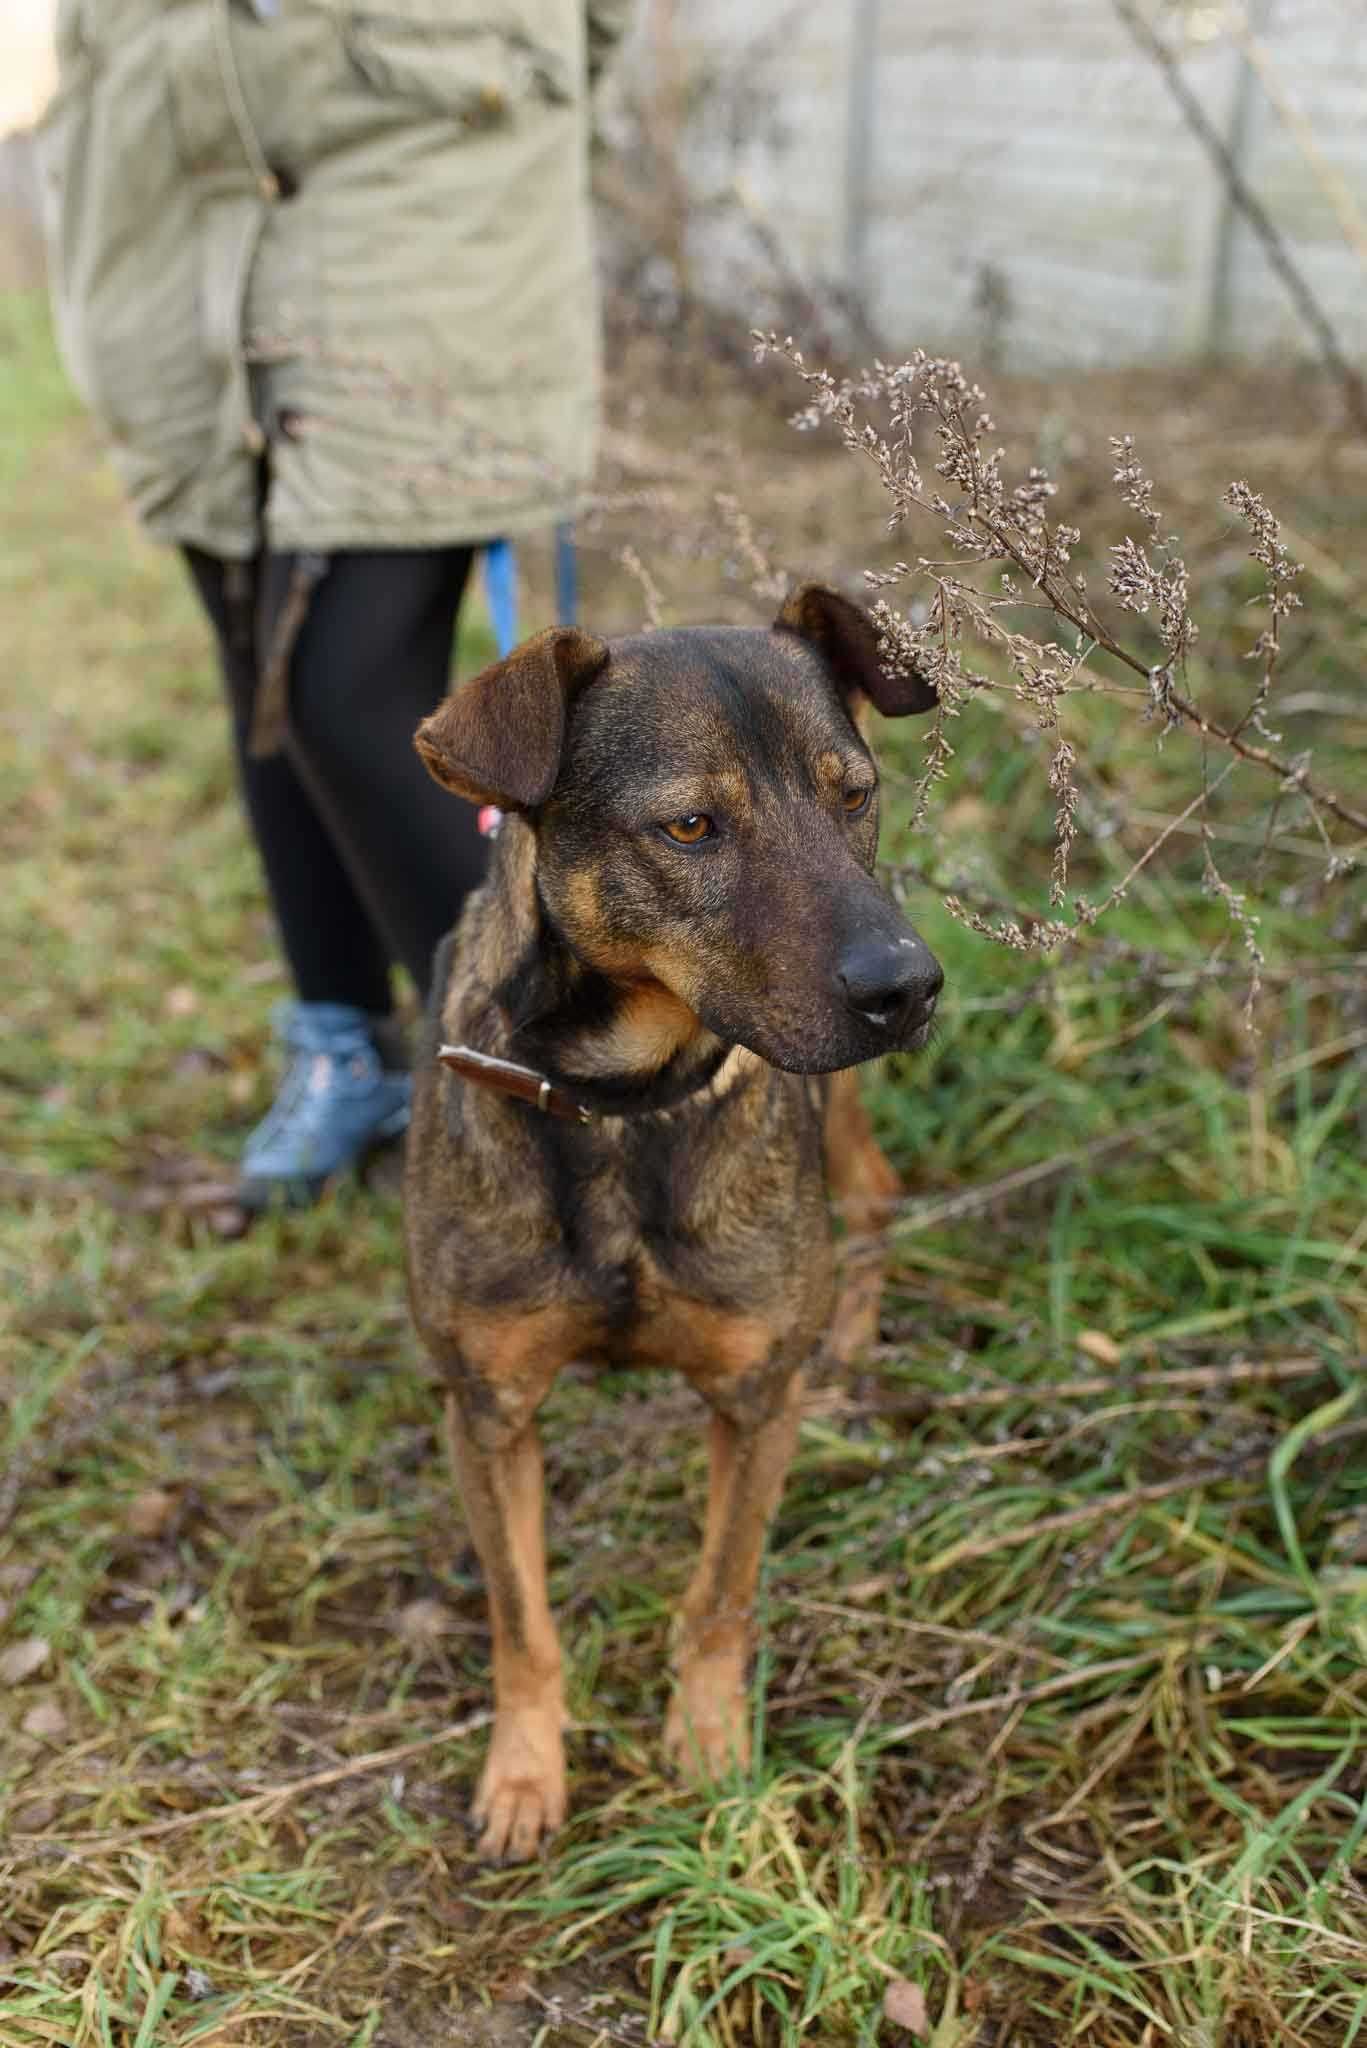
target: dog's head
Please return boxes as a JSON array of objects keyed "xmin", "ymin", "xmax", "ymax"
[{"xmin": 415, "ymin": 586, "xmax": 943, "ymax": 1075}]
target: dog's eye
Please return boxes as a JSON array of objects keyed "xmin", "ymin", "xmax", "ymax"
[
  {"xmin": 660, "ymin": 814, "xmax": 714, "ymax": 845},
  {"xmin": 842, "ymin": 785, "xmax": 874, "ymax": 815}
]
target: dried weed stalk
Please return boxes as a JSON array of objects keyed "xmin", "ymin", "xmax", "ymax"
[
  {"xmin": 616, "ymin": 543, "xmax": 666, "ymax": 630},
  {"xmin": 753, "ymin": 332, "xmax": 1363, "ymax": 1019}
]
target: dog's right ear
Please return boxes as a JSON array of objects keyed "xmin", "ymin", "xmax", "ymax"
[{"xmin": 414, "ymin": 628, "xmax": 610, "ymax": 811}]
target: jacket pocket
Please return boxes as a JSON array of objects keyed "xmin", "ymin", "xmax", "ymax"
[{"xmin": 345, "ymin": 10, "xmax": 572, "ymax": 127}]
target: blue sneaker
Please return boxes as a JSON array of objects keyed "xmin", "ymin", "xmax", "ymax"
[{"xmin": 238, "ymin": 1001, "xmax": 411, "ymax": 1209}]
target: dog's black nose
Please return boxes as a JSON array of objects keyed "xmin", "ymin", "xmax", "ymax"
[{"xmin": 837, "ymin": 934, "xmax": 943, "ymax": 1026}]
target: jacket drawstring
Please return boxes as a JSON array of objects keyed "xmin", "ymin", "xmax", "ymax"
[{"xmin": 210, "ymin": 0, "xmax": 280, "ymax": 202}]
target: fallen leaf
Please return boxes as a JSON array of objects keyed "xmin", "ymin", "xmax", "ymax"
[
  {"xmin": 0, "ymin": 1637, "xmax": 51, "ymax": 1686},
  {"xmin": 174, "ymin": 1049, "xmax": 223, "ymax": 1078},
  {"xmin": 427, "ymin": 1893, "xmax": 477, "ymax": 1932},
  {"xmin": 127, "ymin": 1487, "xmax": 178, "ymax": 1540},
  {"xmin": 13, "ymin": 1798, "xmax": 58, "ymax": 1830},
  {"xmin": 1076, "ymin": 1329, "xmax": 1123, "ymax": 1367},
  {"xmin": 394, "ymin": 1597, "xmax": 455, "ymax": 1646},
  {"xmin": 883, "ymin": 1976, "xmax": 929, "ymax": 2036},
  {"xmin": 21, "ymin": 1698, "xmax": 68, "ymax": 1742},
  {"xmin": 207, "ymin": 1204, "xmax": 251, "ymax": 1240},
  {"xmin": 844, "ymin": 1573, "xmax": 894, "ymax": 1603},
  {"xmin": 175, "ymin": 1180, "xmax": 240, "ymax": 1209}
]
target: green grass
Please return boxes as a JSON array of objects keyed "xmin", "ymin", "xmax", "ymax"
[{"xmin": 2, "ymin": 291, "xmax": 1365, "ymax": 2046}]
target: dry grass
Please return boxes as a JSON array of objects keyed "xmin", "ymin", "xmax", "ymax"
[{"xmin": 2, "ymin": 288, "xmax": 1365, "ymax": 2045}]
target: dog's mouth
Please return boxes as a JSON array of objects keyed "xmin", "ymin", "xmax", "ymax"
[
  {"xmin": 714, "ymin": 998, "xmax": 940, "ymax": 1076},
  {"xmin": 901, "ymin": 1013, "xmax": 937, "ymax": 1054},
  {"xmin": 855, "ymin": 1006, "xmax": 936, "ymax": 1045}
]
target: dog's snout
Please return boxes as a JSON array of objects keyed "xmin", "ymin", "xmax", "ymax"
[{"xmin": 837, "ymin": 934, "xmax": 943, "ymax": 1028}]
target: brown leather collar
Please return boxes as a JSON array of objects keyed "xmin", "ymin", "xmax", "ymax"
[{"xmin": 437, "ymin": 1043, "xmax": 593, "ymax": 1124}]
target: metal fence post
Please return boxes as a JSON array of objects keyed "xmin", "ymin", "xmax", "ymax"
[
  {"xmin": 844, "ymin": 0, "xmax": 880, "ymax": 319},
  {"xmin": 1207, "ymin": 0, "xmax": 1275, "ymax": 356}
]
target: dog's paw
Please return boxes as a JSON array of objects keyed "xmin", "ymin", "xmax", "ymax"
[
  {"xmin": 472, "ymin": 1711, "xmax": 566, "ymax": 1863},
  {"xmin": 664, "ymin": 1665, "xmax": 751, "ymax": 1784}
]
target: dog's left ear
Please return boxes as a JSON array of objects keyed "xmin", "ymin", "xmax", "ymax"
[
  {"xmin": 774, "ymin": 584, "xmax": 937, "ymax": 715},
  {"xmin": 414, "ymin": 627, "xmax": 610, "ymax": 810}
]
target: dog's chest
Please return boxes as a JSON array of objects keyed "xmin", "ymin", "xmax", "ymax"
[
  {"xmin": 536, "ymin": 1076, "xmax": 830, "ymax": 1347},
  {"xmin": 409, "ymin": 1055, "xmax": 835, "ymax": 1373}
]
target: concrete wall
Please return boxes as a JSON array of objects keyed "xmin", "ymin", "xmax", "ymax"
[{"xmin": 641, "ymin": 0, "xmax": 1366, "ymax": 369}]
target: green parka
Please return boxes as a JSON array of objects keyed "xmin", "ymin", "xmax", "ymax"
[{"xmin": 36, "ymin": 0, "xmax": 630, "ymax": 558}]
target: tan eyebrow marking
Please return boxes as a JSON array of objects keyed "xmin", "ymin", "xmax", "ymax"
[{"xmin": 646, "ymin": 769, "xmax": 750, "ymax": 817}]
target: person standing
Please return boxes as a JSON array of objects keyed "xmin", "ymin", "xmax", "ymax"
[{"xmin": 35, "ymin": 0, "xmax": 630, "ymax": 1206}]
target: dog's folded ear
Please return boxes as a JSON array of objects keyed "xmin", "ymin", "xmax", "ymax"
[
  {"xmin": 414, "ymin": 628, "xmax": 610, "ymax": 810},
  {"xmin": 774, "ymin": 584, "xmax": 937, "ymax": 716}
]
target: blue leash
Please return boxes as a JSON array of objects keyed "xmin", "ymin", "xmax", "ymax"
[
  {"xmin": 554, "ymin": 521, "xmax": 578, "ymax": 627},
  {"xmin": 483, "ymin": 537, "xmax": 519, "ymax": 659},
  {"xmin": 482, "ymin": 522, "xmax": 578, "ymax": 659}
]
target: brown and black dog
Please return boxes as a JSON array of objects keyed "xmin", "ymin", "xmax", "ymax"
[{"xmin": 405, "ymin": 585, "xmax": 941, "ymax": 1861}]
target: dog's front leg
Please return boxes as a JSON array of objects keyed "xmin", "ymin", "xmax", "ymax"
[
  {"xmin": 443, "ymin": 1360, "xmax": 565, "ymax": 1862},
  {"xmin": 666, "ymin": 1356, "xmax": 805, "ymax": 1780}
]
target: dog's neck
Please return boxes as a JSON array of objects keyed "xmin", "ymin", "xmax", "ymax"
[
  {"xmin": 468, "ymin": 820, "xmax": 744, "ymax": 1118},
  {"xmin": 500, "ymin": 937, "xmax": 740, "ymax": 1118}
]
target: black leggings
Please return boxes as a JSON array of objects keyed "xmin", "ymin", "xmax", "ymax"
[{"xmin": 185, "ymin": 545, "xmax": 487, "ymax": 1012}]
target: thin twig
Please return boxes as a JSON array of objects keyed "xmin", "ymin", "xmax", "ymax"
[
  {"xmin": 786, "ymin": 1598, "xmax": 1072, "ymax": 1670},
  {"xmin": 1080, "ymin": 757, "xmax": 1237, "ymax": 926},
  {"xmin": 888, "ymin": 1100, "xmax": 1199, "ymax": 1236},
  {"xmin": 1111, "ymin": 0, "xmax": 1367, "ymax": 434},
  {"xmin": 1230, "ymin": 17, "xmax": 1367, "ymax": 279},
  {"xmin": 617, "ymin": 544, "xmax": 666, "ymax": 629},
  {"xmin": 526, "ymin": 1986, "xmax": 670, "ymax": 2048},
  {"xmin": 919, "ymin": 1457, "xmax": 1264, "ymax": 1579},
  {"xmin": 876, "ymin": 1652, "xmax": 1162, "ymax": 1746},
  {"xmin": 1034, "ymin": 1680, "xmax": 1160, "ymax": 1830},
  {"xmin": 840, "ymin": 1355, "xmax": 1329, "ymax": 1422},
  {"xmin": 984, "ymin": 524, "xmax": 1366, "ymax": 836},
  {"xmin": 27, "ymin": 1710, "xmax": 492, "ymax": 1852}
]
